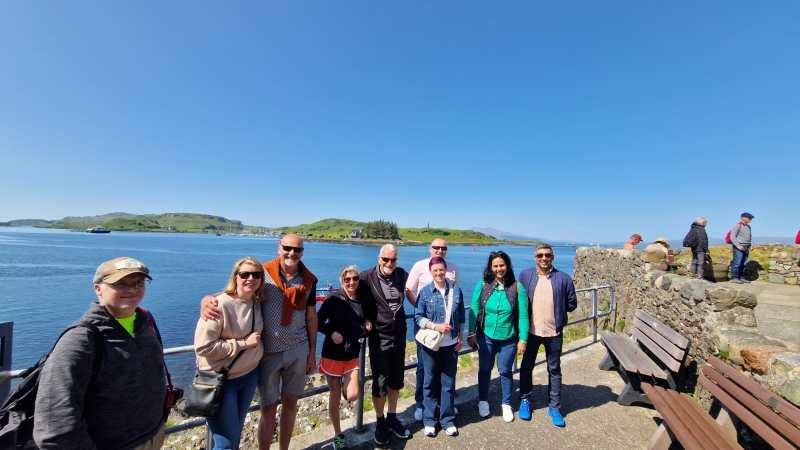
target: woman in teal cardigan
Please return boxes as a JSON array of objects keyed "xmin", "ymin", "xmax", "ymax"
[{"xmin": 467, "ymin": 251, "xmax": 529, "ymax": 422}]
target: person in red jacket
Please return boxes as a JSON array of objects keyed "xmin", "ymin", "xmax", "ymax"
[{"xmin": 795, "ymin": 230, "xmax": 800, "ymax": 245}]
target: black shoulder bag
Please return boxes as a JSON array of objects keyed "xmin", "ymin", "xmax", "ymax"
[{"xmin": 183, "ymin": 304, "xmax": 256, "ymax": 417}]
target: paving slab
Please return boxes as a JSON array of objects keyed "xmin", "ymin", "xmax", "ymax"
[{"xmin": 291, "ymin": 338, "xmax": 660, "ymax": 450}]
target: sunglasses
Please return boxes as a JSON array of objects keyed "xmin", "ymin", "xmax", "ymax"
[
  {"xmin": 343, "ymin": 276, "xmax": 360, "ymax": 283},
  {"xmin": 535, "ymin": 253, "xmax": 554, "ymax": 259},
  {"xmin": 281, "ymin": 245, "xmax": 304, "ymax": 253},
  {"xmin": 380, "ymin": 257, "xmax": 397, "ymax": 263},
  {"xmin": 431, "ymin": 246, "xmax": 448, "ymax": 251},
  {"xmin": 237, "ymin": 271, "xmax": 263, "ymax": 280}
]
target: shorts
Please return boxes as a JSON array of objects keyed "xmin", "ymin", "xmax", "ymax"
[
  {"xmin": 369, "ymin": 341, "xmax": 406, "ymax": 397},
  {"xmin": 319, "ymin": 357, "xmax": 359, "ymax": 377},
  {"xmin": 259, "ymin": 342, "xmax": 308, "ymax": 406}
]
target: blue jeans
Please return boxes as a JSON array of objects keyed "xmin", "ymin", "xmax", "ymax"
[
  {"xmin": 731, "ymin": 246, "xmax": 749, "ymax": 280},
  {"xmin": 420, "ymin": 344, "xmax": 458, "ymax": 428},
  {"xmin": 477, "ymin": 333, "xmax": 517, "ymax": 405},
  {"xmin": 207, "ymin": 368, "xmax": 260, "ymax": 450},
  {"xmin": 519, "ymin": 333, "xmax": 563, "ymax": 410}
]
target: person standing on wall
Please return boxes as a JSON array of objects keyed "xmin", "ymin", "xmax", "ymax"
[
  {"xmin": 683, "ymin": 217, "xmax": 710, "ymax": 279},
  {"xmin": 201, "ymin": 234, "xmax": 318, "ymax": 450},
  {"xmin": 730, "ymin": 212, "xmax": 754, "ymax": 283},
  {"xmin": 406, "ymin": 238, "xmax": 459, "ymax": 422},
  {"xmin": 359, "ymin": 244, "xmax": 412, "ymax": 446},
  {"xmin": 517, "ymin": 243, "xmax": 577, "ymax": 428}
]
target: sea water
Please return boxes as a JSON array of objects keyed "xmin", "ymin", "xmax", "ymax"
[{"xmin": 0, "ymin": 227, "xmax": 575, "ymax": 386}]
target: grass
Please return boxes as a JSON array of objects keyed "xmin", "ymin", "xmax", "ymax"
[
  {"xmin": 616, "ymin": 319, "xmax": 626, "ymax": 332},
  {"xmin": 399, "ymin": 387, "xmax": 414, "ymax": 399},
  {"xmin": 362, "ymin": 395, "xmax": 374, "ymax": 411},
  {"xmin": 458, "ymin": 354, "xmax": 475, "ymax": 369},
  {"xmin": 716, "ymin": 350, "xmax": 730, "ymax": 361}
]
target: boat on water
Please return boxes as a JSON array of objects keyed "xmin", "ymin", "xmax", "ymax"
[{"xmin": 86, "ymin": 226, "xmax": 111, "ymax": 234}]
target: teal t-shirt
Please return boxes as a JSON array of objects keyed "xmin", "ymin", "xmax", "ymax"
[
  {"xmin": 115, "ymin": 311, "xmax": 137, "ymax": 337},
  {"xmin": 469, "ymin": 280, "xmax": 529, "ymax": 342}
]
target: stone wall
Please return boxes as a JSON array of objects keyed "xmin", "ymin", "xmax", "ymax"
[
  {"xmin": 769, "ymin": 247, "xmax": 800, "ymax": 285},
  {"xmin": 573, "ymin": 248, "xmax": 780, "ymax": 381}
]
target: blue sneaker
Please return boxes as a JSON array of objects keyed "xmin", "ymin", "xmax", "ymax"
[
  {"xmin": 518, "ymin": 398, "xmax": 532, "ymax": 421},
  {"xmin": 548, "ymin": 407, "xmax": 565, "ymax": 428}
]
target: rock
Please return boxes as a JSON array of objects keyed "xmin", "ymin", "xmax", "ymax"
[
  {"xmin": 742, "ymin": 346, "xmax": 787, "ymax": 374},
  {"xmin": 707, "ymin": 287, "xmax": 757, "ymax": 311},
  {"xmin": 644, "ymin": 269, "xmax": 666, "ymax": 286},
  {"xmin": 680, "ymin": 279, "xmax": 710, "ymax": 303},
  {"xmin": 716, "ymin": 329, "xmax": 787, "ymax": 365},
  {"xmin": 654, "ymin": 275, "xmax": 672, "ymax": 290},
  {"xmin": 767, "ymin": 352, "xmax": 800, "ymax": 388},
  {"xmin": 769, "ymin": 273, "xmax": 786, "ymax": 284},
  {"xmin": 718, "ymin": 306, "xmax": 757, "ymax": 328}
]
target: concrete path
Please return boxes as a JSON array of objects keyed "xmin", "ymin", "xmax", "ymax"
[
  {"xmin": 291, "ymin": 338, "xmax": 659, "ymax": 450},
  {"xmin": 718, "ymin": 281, "xmax": 800, "ymax": 351}
]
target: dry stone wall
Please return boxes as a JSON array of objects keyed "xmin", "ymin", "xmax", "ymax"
[{"xmin": 769, "ymin": 247, "xmax": 800, "ymax": 285}]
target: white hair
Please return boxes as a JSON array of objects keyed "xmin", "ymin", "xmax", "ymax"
[
  {"xmin": 694, "ymin": 216, "xmax": 708, "ymax": 225},
  {"xmin": 379, "ymin": 244, "xmax": 397, "ymax": 254}
]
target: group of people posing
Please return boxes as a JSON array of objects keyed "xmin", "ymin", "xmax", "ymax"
[{"xmin": 29, "ymin": 233, "xmax": 578, "ymax": 450}]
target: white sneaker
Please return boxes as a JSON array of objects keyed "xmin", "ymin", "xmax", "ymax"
[
  {"xmin": 478, "ymin": 401, "xmax": 490, "ymax": 418},
  {"xmin": 414, "ymin": 407, "xmax": 423, "ymax": 422},
  {"xmin": 445, "ymin": 425, "xmax": 458, "ymax": 436},
  {"xmin": 424, "ymin": 426, "xmax": 436, "ymax": 437},
  {"xmin": 502, "ymin": 404, "xmax": 514, "ymax": 422}
]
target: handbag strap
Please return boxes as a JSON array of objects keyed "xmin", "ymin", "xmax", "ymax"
[
  {"xmin": 443, "ymin": 285, "xmax": 453, "ymax": 327},
  {"xmin": 224, "ymin": 301, "xmax": 257, "ymax": 372}
]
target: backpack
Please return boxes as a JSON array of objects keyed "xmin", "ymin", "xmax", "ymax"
[
  {"xmin": 0, "ymin": 322, "xmax": 103, "ymax": 450},
  {"xmin": 682, "ymin": 229, "xmax": 696, "ymax": 248},
  {"xmin": 724, "ymin": 230, "xmax": 733, "ymax": 244}
]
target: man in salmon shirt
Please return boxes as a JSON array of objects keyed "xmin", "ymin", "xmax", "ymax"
[{"xmin": 516, "ymin": 243, "xmax": 577, "ymax": 428}]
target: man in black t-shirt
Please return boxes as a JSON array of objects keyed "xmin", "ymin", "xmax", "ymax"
[{"xmin": 360, "ymin": 244, "xmax": 412, "ymax": 446}]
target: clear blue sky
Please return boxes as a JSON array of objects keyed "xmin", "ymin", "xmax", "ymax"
[{"xmin": 1, "ymin": 1, "xmax": 798, "ymax": 242}]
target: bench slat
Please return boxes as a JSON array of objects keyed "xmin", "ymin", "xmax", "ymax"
[
  {"xmin": 700, "ymin": 371, "xmax": 798, "ymax": 450},
  {"xmin": 708, "ymin": 356, "xmax": 800, "ymax": 429},
  {"xmin": 679, "ymin": 389, "xmax": 743, "ymax": 450},
  {"xmin": 668, "ymin": 388, "xmax": 741, "ymax": 450},
  {"xmin": 642, "ymin": 383, "xmax": 707, "ymax": 450},
  {"xmin": 702, "ymin": 365, "xmax": 800, "ymax": 447},
  {"xmin": 600, "ymin": 331, "xmax": 667, "ymax": 379},
  {"xmin": 643, "ymin": 383, "xmax": 740, "ymax": 450},
  {"xmin": 632, "ymin": 328, "xmax": 682, "ymax": 373},
  {"xmin": 634, "ymin": 317, "xmax": 686, "ymax": 361},
  {"xmin": 636, "ymin": 310, "xmax": 689, "ymax": 349}
]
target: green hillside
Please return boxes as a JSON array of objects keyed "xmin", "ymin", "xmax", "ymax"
[
  {"xmin": 269, "ymin": 218, "xmax": 500, "ymax": 244},
  {"xmin": 44, "ymin": 212, "xmax": 243, "ymax": 233}
]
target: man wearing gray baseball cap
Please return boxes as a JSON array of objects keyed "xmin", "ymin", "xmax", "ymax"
[{"xmin": 33, "ymin": 256, "xmax": 171, "ymax": 450}]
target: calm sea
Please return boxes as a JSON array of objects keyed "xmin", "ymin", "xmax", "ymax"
[{"xmin": 0, "ymin": 227, "xmax": 575, "ymax": 386}]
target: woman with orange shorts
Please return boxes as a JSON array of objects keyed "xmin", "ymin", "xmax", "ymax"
[{"xmin": 317, "ymin": 265, "xmax": 372, "ymax": 449}]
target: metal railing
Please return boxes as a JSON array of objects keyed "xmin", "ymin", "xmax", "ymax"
[{"xmin": 0, "ymin": 284, "xmax": 615, "ymax": 439}]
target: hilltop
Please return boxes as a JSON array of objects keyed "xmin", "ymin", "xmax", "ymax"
[
  {"xmin": 267, "ymin": 218, "xmax": 521, "ymax": 245},
  {"xmin": 29, "ymin": 212, "xmax": 244, "ymax": 233}
]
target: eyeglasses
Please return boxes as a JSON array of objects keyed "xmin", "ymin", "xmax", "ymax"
[
  {"xmin": 535, "ymin": 253, "xmax": 553, "ymax": 259},
  {"xmin": 237, "ymin": 271, "xmax": 263, "ymax": 280},
  {"xmin": 107, "ymin": 279, "xmax": 148, "ymax": 290},
  {"xmin": 343, "ymin": 276, "xmax": 359, "ymax": 283},
  {"xmin": 281, "ymin": 245, "xmax": 304, "ymax": 253},
  {"xmin": 431, "ymin": 246, "xmax": 448, "ymax": 251},
  {"xmin": 380, "ymin": 257, "xmax": 397, "ymax": 263}
]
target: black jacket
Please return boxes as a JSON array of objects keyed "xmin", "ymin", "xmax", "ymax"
[
  {"xmin": 359, "ymin": 266, "xmax": 409, "ymax": 350},
  {"xmin": 683, "ymin": 223, "xmax": 709, "ymax": 253},
  {"xmin": 318, "ymin": 290, "xmax": 367, "ymax": 361},
  {"xmin": 33, "ymin": 303, "xmax": 167, "ymax": 450}
]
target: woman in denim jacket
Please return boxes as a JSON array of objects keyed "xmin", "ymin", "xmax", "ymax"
[{"xmin": 414, "ymin": 256, "xmax": 465, "ymax": 438}]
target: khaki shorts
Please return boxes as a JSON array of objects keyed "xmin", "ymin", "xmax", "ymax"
[{"xmin": 259, "ymin": 342, "xmax": 309, "ymax": 406}]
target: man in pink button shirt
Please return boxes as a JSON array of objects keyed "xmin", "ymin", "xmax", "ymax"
[{"xmin": 406, "ymin": 238, "xmax": 459, "ymax": 422}]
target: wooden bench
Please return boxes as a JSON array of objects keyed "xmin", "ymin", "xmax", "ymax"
[
  {"xmin": 642, "ymin": 382, "xmax": 742, "ymax": 450},
  {"xmin": 699, "ymin": 356, "xmax": 800, "ymax": 450},
  {"xmin": 599, "ymin": 310, "xmax": 690, "ymax": 405}
]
